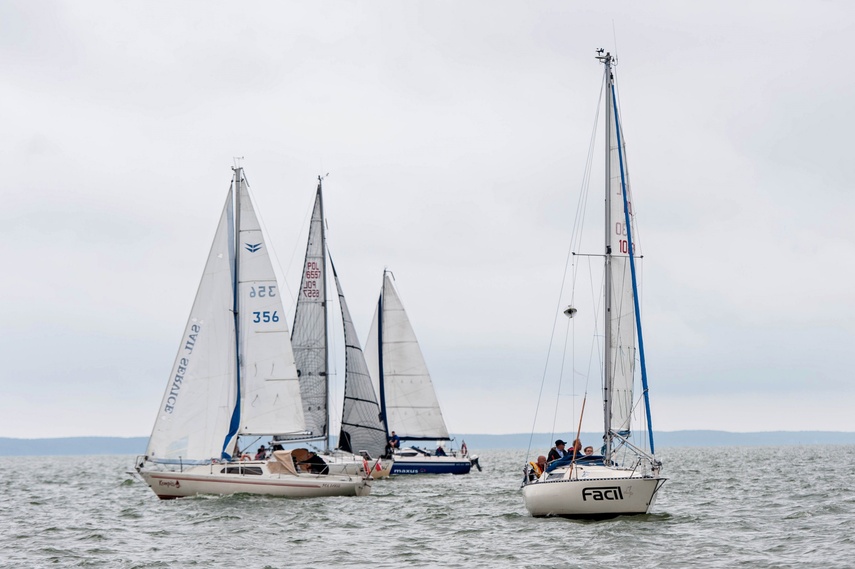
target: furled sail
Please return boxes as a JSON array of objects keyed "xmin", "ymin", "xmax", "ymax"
[
  {"xmin": 146, "ymin": 192, "xmax": 238, "ymax": 463},
  {"xmin": 607, "ymin": 87, "xmax": 639, "ymax": 437},
  {"xmin": 365, "ymin": 273, "xmax": 450, "ymax": 440},
  {"xmin": 235, "ymin": 178, "xmax": 304, "ymax": 438},
  {"xmin": 290, "ymin": 186, "xmax": 328, "ymax": 441},
  {"xmin": 331, "ymin": 258, "xmax": 387, "ymax": 458}
]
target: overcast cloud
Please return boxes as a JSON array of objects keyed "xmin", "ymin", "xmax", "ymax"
[{"xmin": 2, "ymin": 1, "xmax": 853, "ymax": 439}]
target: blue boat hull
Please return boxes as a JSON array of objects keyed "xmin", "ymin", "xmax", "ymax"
[{"xmin": 390, "ymin": 459, "xmax": 472, "ymax": 475}]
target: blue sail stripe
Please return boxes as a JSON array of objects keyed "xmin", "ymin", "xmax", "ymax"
[{"xmin": 221, "ymin": 181, "xmax": 242, "ymax": 460}]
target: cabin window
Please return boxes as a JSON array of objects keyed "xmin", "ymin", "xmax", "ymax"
[{"xmin": 220, "ymin": 466, "xmax": 263, "ymax": 476}]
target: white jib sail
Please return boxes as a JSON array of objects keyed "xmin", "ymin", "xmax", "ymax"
[
  {"xmin": 146, "ymin": 191, "xmax": 238, "ymax": 463},
  {"xmin": 608, "ymin": 102, "xmax": 639, "ymax": 436},
  {"xmin": 365, "ymin": 274, "xmax": 450, "ymax": 440},
  {"xmin": 235, "ymin": 180, "xmax": 305, "ymax": 437},
  {"xmin": 290, "ymin": 187, "xmax": 327, "ymax": 440}
]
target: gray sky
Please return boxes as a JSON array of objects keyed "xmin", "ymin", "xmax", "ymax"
[{"xmin": 2, "ymin": 1, "xmax": 853, "ymax": 439}]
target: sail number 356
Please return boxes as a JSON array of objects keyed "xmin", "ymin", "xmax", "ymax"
[
  {"xmin": 249, "ymin": 285, "xmax": 276, "ymax": 298},
  {"xmin": 252, "ymin": 311, "xmax": 279, "ymax": 323}
]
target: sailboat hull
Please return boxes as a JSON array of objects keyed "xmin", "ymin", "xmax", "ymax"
[
  {"xmin": 321, "ymin": 453, "xmax": 394, "ymax": 479},
  {"xmin": 137, "ymin": 462, "xmax": 371, "ymax": 500},
  {"xmin": 522, "ymin": 468, "xmax": 666, "ymax": 518},
  {"xmin": 390, "ymin": 454, "xmax": 474, "ymax": 475}
]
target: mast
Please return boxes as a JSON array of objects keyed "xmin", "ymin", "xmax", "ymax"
[
  {"xmin": 598, "ymin": 50, "xmax": 614, "ymax": 461},
  {"xmin": 290, "ymin": 177, "xmax": 330, "ymax": 446},
  {"xmin": 319, "ymin": 175, "xmax": 330, "ymax": 452}
]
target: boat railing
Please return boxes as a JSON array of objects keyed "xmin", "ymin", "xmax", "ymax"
[{"xmin": 608, "ymin": 430, "xmax": 657, "ymax": 466}]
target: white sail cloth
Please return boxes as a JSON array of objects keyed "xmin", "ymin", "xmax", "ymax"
[
  {"xmin": 146, "ymin": 193, "xmax": 237, "ymax": 463},
  {"xmin": 146, "ymin": 174, "xmax": 305, "ymax": 464},
  {"xmin": 607, "ymin": 98, "xmax": 639, "ymax": 436},
  {"xmin": 234, "ymin": 181, "xmax": 304, "ymax": 439},
  {"xmin": 365, "ymin": 274, "xmax": 450, "ymax": 440},
  {"xmin": 290, "ymin": 187, "xmax": 328, "ymax": 440}
]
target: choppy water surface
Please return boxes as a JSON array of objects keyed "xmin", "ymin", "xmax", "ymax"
[{"xmin": 1, "ymin": 446, "xmax": 852, "ymax": 568}]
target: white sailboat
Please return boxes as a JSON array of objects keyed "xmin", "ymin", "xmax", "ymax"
[
  {"xmin": 521, "ymin": 51, "xmax": 666, "ymax": 517},
  {"xmin": 365, "ymin": 271, "xmax": 479, "ymax": 475},
  {"xmin": 282, "ymin": 177, "xmax": 392, "ymax": 478},
  {"xmin": 135, "ymin": 166, "xmax": 370, "ymax": 499}
]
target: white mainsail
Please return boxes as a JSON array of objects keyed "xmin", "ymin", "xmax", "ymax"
[
  {"xmin": 146, "ymin": 171, "xmax": 305, "ymax": 463},
  {"xmin": 235, "ymin": 179, "xmax": 304, "ymax": 438},
  {"xmin": 365, "ymin": 273, "xmax": 450, "ymax": 441},
  {"xmin": 146, "ymin": 192, "xmax": 237, "ymax": 463},
  {"xmin": 606, "ymin": 78, "xmax": 640, "ymax": 438},
  {"xmin": 290, "ymin": 186, "xmax": 328, "ymax": 441},
  {"xmin": 332, "ymin": 259, "xmax": 387, "ymax": 458}
]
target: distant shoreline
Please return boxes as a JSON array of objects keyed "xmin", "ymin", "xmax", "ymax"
[{"xmin": 2, "ymin": 431, "xmax": 854, "ymax": 456}]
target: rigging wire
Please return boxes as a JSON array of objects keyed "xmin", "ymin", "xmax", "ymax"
[
  {"xmin": 241, "ymin": 170, "xmax": 304, "ymax": 310},
  {"xmin": 525, "ymin": 73, "xmax": 606, "ymax": 460},
  {"xmin": 282, "ymin": 186, "xmax": 317, "ymax": 312}
]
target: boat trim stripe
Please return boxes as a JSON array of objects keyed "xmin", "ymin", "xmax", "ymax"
[{"xmin": 146, "ymin": 473, "xmax": 351, "ymax": 489}]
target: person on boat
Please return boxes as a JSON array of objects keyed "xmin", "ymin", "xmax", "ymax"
[
  {"xmin": 583, "ymin": 446, "xmax": 594, "ymax": 456},
  {"xmin": 547, "ymin": 440, "xmax": 569, "ymax": 462},
  {"xmin": 435, "ymin": 445, "xmax": 447, "ymax": 457},
  {"xmin": 388, "ymin": 431, "xmax": 400, "ymax": 449},
  {"xmin": 254, "ymin": 445, "xmax": 267, "ymax": 460},
  {"xmin": 527, "ymin": 455, "xmax": 548, "ymax": 481},
  {"xmin": 300, "ymin": 451, "xmax": 330, "ymax": 475},
  {"xmin": 529, "ymin": 455, "xmax": 548, "ymax": 479}
]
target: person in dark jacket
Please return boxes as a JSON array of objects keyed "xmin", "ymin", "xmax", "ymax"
[
  {"xmin": 388, "ymin": 431, "xmax": 400, "ymax": 449},
  {"xmin": 547, "ymin": 439, "xmax": 570, "ymax": 462},
  {"xmin": 301, "ymin": 451, "xmax": 329, "ymax": 475}
]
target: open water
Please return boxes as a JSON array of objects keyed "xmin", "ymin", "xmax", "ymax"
[{"xmin": 1, "ymin": 446, "xmax": 852, "ymax": 568}]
